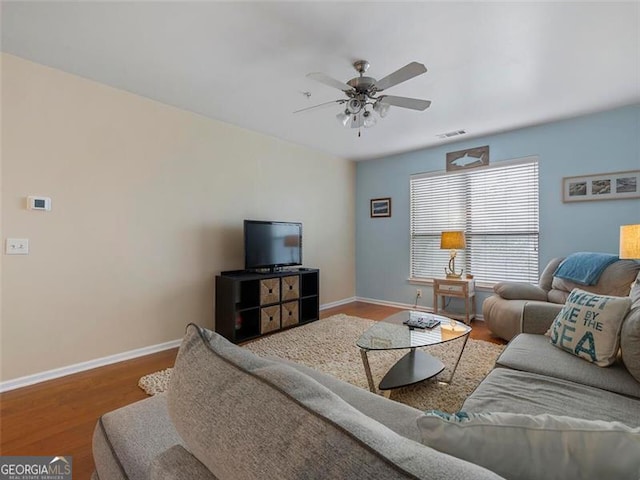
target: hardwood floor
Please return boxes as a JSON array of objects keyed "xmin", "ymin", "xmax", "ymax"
[{"xmin": 0, "ymin": 302, "xmax": 504, "ymax": 479}]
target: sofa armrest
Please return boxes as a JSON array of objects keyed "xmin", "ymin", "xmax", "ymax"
[
  {"xmin": 494, "ymin": 282, "xmax": 548, "ymax": 301},
  {"xmin": 150, "ymin": 445, "xmax": 219, "ymax": 480},
  {"xmin": 521, "ymin": 302, "xmax": 563, "ymax": 334}
]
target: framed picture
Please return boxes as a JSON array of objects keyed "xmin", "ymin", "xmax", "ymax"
[
  {"xmin": 562, "ymin": 170, "xmax": 640, "ymax": 203},
  {"xmin": 370, "ymin": 197, "xmax": 391, "ymax": 217}
]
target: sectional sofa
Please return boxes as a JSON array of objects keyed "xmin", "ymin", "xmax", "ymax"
[{"xmin": 92, "ymin": 279, "xmax": 640, "ymax": 479}]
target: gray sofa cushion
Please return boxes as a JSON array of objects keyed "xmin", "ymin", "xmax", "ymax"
[
  {"xmin": 497, "ymin": 333, "xmax": 640, "ymax": 398},
  {"xmin": 418, "ymin": 410, "xmax": 640, "ymax": 480},
  {"xmin": 462, "ymin": 368, "xmax": 640, "ymax": 426},
  {"xmin": 270, "ymin": 355, "xmax": 424, "ymax": 442},
  {"xmin": 150, "ymin": 446, "xmax": 218, "ymax": 480},
  {"xmin": 621, "ymin": 278, "xmax": 640, "ymax": 382},
  {"xmin": 521, "ymin": 302, "xmax": 564, "ymax": 334},
  {"xmin": 93, "ymin": 393, "xmax": 184, "ymax": 480},
  {"xmin": 167, "ymin": 324, "xmax": 503, "ymax": 480},
  {"xmin": 621, "ymin": 307, "xmax": 640, "ymax": 383}
]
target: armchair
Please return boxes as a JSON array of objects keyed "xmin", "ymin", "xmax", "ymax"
[{"xmin": 483, "ymin": 256, "xmax": 640, "ymax": 341}]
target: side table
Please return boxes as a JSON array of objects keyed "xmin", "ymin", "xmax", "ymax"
[{"xmin": 433, "ymin": 277, "xmax": 476, "ymax": 325}]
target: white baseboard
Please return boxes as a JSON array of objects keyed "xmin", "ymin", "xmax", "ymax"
[
  {"xmin": 0, "ymin": 338, "xmax": 182, "ymax": 393},
  {"xmin": 0, "ymin": 296, "xmax": 352, "ymax": 392},
  {"xmin": 320, "ymin": 296, "xmax": 357, "ymax": 310},
  {"xmin": 355, "ymin": 296, "xmax": 434, "ymax": 312},
  {"xmin": 355, "ymin": 296, "xmax": 484, "ymax": 321}
]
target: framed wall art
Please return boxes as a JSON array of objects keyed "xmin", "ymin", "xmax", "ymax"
[
  {"xmin": 446, "ymin": 145, "xmax": 490, "ymax": 172},
  {"xmin": 370, "ymin": 197, "xmax": 391, "ymax": 218},
  {"xmin": 562, "ymin": 170, "xmax": 640, "ymax": 203}
]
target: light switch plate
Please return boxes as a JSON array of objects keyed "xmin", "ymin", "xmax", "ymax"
[{"xmin": 5, "ymin": 238, "xmax": 29, "ymax": 255}]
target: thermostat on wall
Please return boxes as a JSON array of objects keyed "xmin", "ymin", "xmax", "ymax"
[{"xmin": 27, "ymin": 196, "xmax": 52, "ymax": 211}]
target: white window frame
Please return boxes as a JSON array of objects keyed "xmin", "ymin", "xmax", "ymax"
[{"xmin": 409, "ymin": 156, "xmax": 540, "ymax": 288}]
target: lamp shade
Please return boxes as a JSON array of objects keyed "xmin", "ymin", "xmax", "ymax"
[
  {"xmin": 363, "ymin": 111, "xmax": 377, "ymax": 128},
  {"xmin": 620, "ymin": 224, "xmax": 640, "ymax": 259},
  {"xmin": 373, "ymin": 100, "xmax": 390, "ymax": 118},
  {"xmin": 336, "ymin": 111, "xmax": 350, "ymax": 127},
  {"xmin": 440, "ymin": 231, "xmax": 466, "ymax": 250}
]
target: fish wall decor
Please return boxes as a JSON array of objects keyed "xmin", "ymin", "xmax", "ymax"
[{"xmin": 446, "ymin": 145, "xmax": 490, "ymax": 172}]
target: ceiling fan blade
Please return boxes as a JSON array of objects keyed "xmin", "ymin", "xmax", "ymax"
[
  {"xmin": 307, "ymin": 72, "xmax": 353, "ymax": 92},
  {"xmin": 379, "ymin": 95, "xmax": 431, "ymax": 111},
  {"xmin": 293, "ymin": 99, "xmax": 344, "ymax": 114},
  {"xmin": 375, "ymin": 62, "xmax": 427, "ymax": 91}
]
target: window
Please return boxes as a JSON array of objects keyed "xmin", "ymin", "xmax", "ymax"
[{"xmin": 410, "ymin": 157, "xmax": 539, "ymax": 285}]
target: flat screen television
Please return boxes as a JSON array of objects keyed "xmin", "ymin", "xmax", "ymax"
[{"xmin": 244, "ymin": 220, "xmax": 302, "ymax": 271}]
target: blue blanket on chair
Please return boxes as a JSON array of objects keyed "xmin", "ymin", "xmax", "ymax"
[{"xmin": 553, "ymin": 252, "xmax": 619, "ymax": 286}]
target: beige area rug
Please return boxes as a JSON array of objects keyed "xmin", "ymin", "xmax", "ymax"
[{"xmin": 138, "ymin": 314, "xmax": 505, "ymax": 412}]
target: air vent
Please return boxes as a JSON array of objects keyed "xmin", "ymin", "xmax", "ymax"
[{"xmin": 437, "ymin": 129, "xmax": 467, "ymax": 139}]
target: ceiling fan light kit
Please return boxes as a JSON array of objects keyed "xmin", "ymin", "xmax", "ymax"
[
  {"xmin": 373, "ymin": 101, "xmax": 390, "ymax": 118},
  {"xmin": 302, "ymin": 59, "xmax": 431, "ymax": 135}
]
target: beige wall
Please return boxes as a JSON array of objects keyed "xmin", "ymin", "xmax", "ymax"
[{"xmin": 0, "ymin": 54, "xmax": 356, "ymax": 382}]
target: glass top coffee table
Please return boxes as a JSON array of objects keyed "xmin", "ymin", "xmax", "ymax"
[{"xmin": 356, "ymin": 310, "xmax": 471, "ymax": 393}]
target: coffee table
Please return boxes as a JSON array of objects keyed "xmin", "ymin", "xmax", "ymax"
[{"xmin": 356, "ymin": 310, "xmax": 471, "ymax": 393}]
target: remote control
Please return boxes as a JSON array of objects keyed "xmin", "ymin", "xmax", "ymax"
[{"xmin": 403, "ymin": 316, "xmax": 441, "ymax": 329}]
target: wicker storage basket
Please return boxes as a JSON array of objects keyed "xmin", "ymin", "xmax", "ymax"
[
  {"xmin": 282, "ymin": 275, "xmax": 300, "ymax": 301},
  {"xmin": 281, "ymin": 301, "xmax": 299, "ymax": 328},
  {"xmin": 260, "ymin": 306, "xmax": 281, "ymax": 334},
  {"xmin": 260, "ymin": 278, "xmax": 280, "ymax": 305}
]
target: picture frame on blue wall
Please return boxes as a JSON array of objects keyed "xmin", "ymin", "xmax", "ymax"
[
  {"xmin": 370, "ymin": 198, "xmax": 392, "ymax": 217},
  {"xmin": 563, "ymin": 170, "xmax": 640, "ymax": 203}
]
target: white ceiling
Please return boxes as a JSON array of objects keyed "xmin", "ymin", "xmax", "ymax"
[{"xmin": 2, "ymin": 2, "xmax": 639, "ymax": 161}]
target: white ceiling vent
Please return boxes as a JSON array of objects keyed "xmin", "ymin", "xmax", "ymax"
[{"xmin": 437, "ymin": 129, "xmax": 467, "ymax": 139}]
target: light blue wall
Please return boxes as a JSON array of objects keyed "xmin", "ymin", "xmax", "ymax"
[{"xmin": 356, "ymin": 105, "xmax": 640, "ymax": 311}]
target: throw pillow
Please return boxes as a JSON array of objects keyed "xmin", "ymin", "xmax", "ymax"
[
  {"xmin": 621, "ymin": 307, "xmax": 640, "ymax": 383},
  {"xmin": 546, "ymin": 288, "xmax": 631, "ymax": 366},
  {"xmin": 418, "ymin": 410, "xmax": 640, "ymax": 480},
  {"xmin": 621, "ymin": 277, "xmax": 640, "ymax": 382}
]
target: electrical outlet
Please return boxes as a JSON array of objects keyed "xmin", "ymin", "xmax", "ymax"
[{"xmin": 416, "ymin": 288, "xmax": 422, "ymax": 298}]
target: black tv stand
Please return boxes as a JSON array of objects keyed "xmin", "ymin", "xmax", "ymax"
[{"xmin": 215, "ymin": 268, "xmax": 320, "ymax": 343}]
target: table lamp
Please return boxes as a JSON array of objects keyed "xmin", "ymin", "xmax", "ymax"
[
  {"xmin": 440, "ymin": 230, "xmax": 466, "ymax": 278},
  {"xmin": 620, "ymin": 224, "xmax": 640, "ymax": 259}
]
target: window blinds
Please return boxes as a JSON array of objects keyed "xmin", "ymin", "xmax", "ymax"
[{"xmin": 410, "ymin": 157, "xmax": 539, "ymax": 284}]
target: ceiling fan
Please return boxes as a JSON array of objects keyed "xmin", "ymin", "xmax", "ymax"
[{"xmin": 297, "ymin": 60, "xmax": 431, "ymax": 134}]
